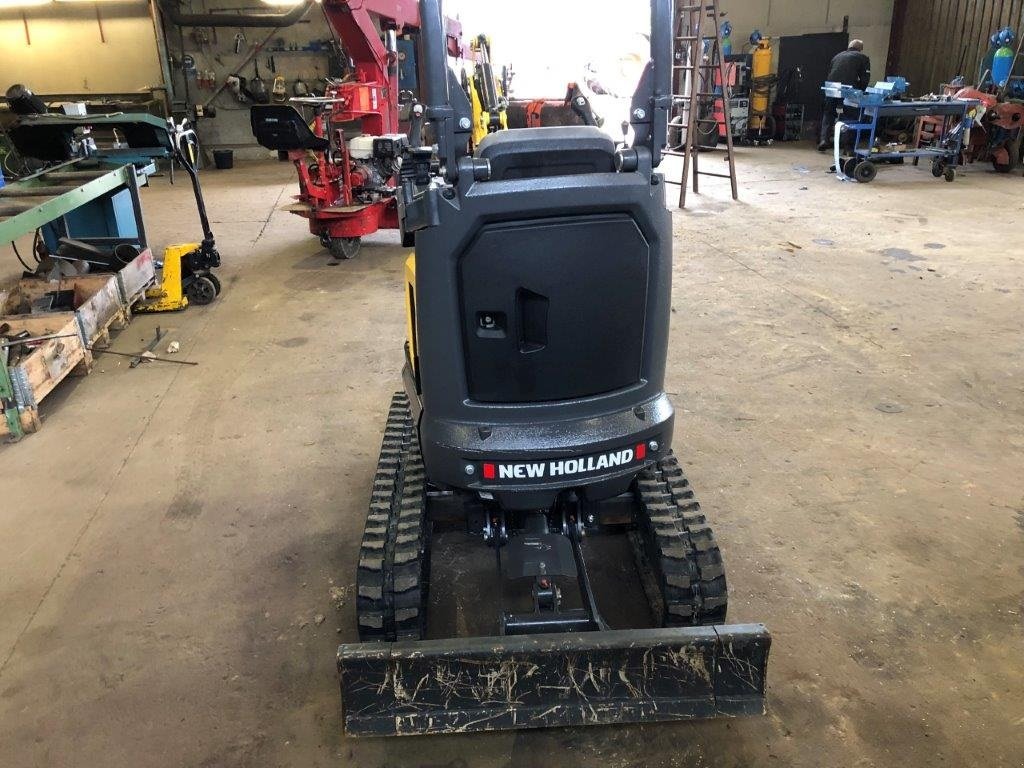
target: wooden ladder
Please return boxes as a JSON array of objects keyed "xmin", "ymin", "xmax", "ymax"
[{"xmin": 664, "ymin": 0, "xmax": 738, "ymax": 208}]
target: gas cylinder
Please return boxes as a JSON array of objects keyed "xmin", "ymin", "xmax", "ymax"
[
  {"xmin": 721, "ymin": 20, "xmax": 733, "ymax": 57},
  {"xmin": 991, "ymin": 27, "xmax": 1015, "ymax": 86},
  {"xmin": 993, "ymin": 45, "xmax": 1014, "ymax": 86},
  {"xmin": 750, "ymin": 33, "xmax": 773, "ymax": 132}
]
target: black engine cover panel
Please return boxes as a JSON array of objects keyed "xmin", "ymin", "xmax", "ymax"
[{"xmin": 460, "ymin": 214, "xmax": 648, "ymax": 403}]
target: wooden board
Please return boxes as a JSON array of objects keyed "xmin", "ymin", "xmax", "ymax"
[
  {"xmin": 280, "ymin": 202, "xmax": 371, "ymax": 214},
  {"xmin": 73, "ymin": 275, "xmax": 125, "ymax": 345},
  {"xmin": 893, "ymin": 0, "xmax": 1024, "ymax": 93}
]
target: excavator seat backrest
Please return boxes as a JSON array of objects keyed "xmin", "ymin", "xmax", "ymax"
[
  {"xmin": 475, "ymin": 126, "xmax": 615, "ymax": 180},
  {"xmin": 250, "ymin": 105, "xmax": 329, "ymax": 152}
]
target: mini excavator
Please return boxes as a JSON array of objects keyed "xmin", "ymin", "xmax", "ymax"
[{"xmin": 336, "ymin": 0, "xmax": 771, "ymax": 736}]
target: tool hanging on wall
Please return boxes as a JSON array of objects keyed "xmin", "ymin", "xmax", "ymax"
[
  {"xmin": 225, "ymin": 75, "xmax": 247, "ymax": 103},
  {"xmin": 272, "ymin": 76, "xmax": 287, "ymax": 102},
  {"xmin": 200, "ymin": 26, "xmax": 281, "ymax": 114},
  {"xmin": 250, "ymin": 59, "xmax": 270, "ymax": 104}
]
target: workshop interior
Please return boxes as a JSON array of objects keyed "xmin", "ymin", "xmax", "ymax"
[{"xmin": 0, "ymin": 0, "xmax": 1022, "ymax": 766}]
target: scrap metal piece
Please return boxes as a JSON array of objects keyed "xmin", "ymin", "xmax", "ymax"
[
  {"xmin": 337, "ymin": 624, "xmax": 770, "ymax": 736},
  {"xmin": 130, "ymin": 325, "xmax": 165, "ymax": 368}
]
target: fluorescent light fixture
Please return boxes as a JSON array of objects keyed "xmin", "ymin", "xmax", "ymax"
[
  {"xmin": 260, "ymin": 0, "xmax": 304, "ymax": 5},
  {"xmin": 53, "ymin": 0, "xmax": 146, "ymax": 3},
  {"xmin": 0, "ymin": 0, "xmax": 51, "ymax": 7}
]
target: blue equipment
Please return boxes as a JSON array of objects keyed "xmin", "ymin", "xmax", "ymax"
[
  {"xmin": 992, "ymin": 27, "xmax": 1016, "ymax": 86},
  {"xmin": 721, "ymin": 20, "xmax": 732, "ymax": 56},
  {"xmin": 822, "ymin": 77, "xmax": 978, "ymax": 183}
]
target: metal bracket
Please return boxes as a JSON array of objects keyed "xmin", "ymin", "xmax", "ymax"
[
  {"xmin": 2, "ymin": 405, "xmax": 21, "ymax": 438},
  {"xmin": 0, "ymin": 350, "xmax": 25, "ymax": 439},
  {"xmin": 10, "ymin": 366, "xmax": 34, "ymax": 408}
]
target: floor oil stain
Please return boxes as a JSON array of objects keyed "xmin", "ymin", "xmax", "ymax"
[
  {"xmin": 166, "ymin": 491, "xmax": 203, "ymax": 521},
  {"xmin": 882, "ymin": 247, "xmax": 926, "ymax": 262},
  {"xmin": 275, "ymin": 337, "xmax": 309, "ymax": 348}
]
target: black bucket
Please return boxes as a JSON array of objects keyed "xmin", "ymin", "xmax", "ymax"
[{"xmin": 213, "ymin": 149, "xmax": 234, "ymax": 170}]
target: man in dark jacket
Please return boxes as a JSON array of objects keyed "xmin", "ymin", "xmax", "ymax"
[{"xmin": 818, "ymin": 40, "xmax": 872, "ymax": 150}]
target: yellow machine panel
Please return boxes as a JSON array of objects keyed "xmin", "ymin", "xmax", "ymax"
[
  {"xmin": 404, "ymin": 253, "xmax": 418, "ymax": 376},
  {"xmin": 468, "ymin": 35, "xmax": 508, "ymax": 148},
  {"xmin": 136, "ymin": 243, "xmax": 197, "ymax": 313}
]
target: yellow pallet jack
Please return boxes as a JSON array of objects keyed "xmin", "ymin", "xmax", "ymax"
[
  {"xmin": 136, "ymin": 122, "xmax": 222, "ymax": 313},
  {"xmin": 136, "ymin": 243, "xmax": 221, "ymax": 313}
]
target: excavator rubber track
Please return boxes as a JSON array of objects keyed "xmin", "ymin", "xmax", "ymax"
[
  {"xmin": 635, "ymin": 455, "xmax": 729, "ymax": 626},
  {"xmin": 356, "ymin": 393, "xmax": 429, "ymax": 642}
]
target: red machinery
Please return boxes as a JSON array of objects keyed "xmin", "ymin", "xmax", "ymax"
[
  {"xmin": 507, "ymin": 83, "xmax": 603, "ymax": 129},
  {"xmin": 954, "ymin": 87, "xmax": 1024, "ymax": 173},
  {"xmin": 251, "ymin": 0, "xmax": 464, "ymax": 260}
]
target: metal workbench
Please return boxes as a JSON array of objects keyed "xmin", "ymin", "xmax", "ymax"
[
  {"xmin": 0, "ymin": 158, "xmax": 154, "ymax": 251},
  {"xmin": 825, "ymin": 78, "xmax": 977, "ymax": 183}
]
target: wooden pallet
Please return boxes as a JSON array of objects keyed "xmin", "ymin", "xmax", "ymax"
[
  {"xmin": 0, "ymin": 313, "xmax": 92, "ymax": 439},
  {"xmin": 2, "ymin": 274, "xmax": 127, "ymax": 348},
  {"xmin": 0, "ymin": 251, "xmax": 155, "ymax": 439},
  {"xmin": 0, "ymin": 250, "xmax": 155, "ymax": 345}
]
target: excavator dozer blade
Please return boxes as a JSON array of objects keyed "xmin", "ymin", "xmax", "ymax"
[{"xmin": 337, "ymin": 624, "xmax": 770, "ymax": 736}]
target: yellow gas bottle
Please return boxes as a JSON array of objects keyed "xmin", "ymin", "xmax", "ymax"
[{"xmin": 750, "ymin": 36, "xmax": 773, "ymax": 133}]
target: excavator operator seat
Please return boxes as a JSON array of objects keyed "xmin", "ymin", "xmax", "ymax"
[{"xmin": 250, "ymin": 105, "xmax": 329, "ymax": 152}]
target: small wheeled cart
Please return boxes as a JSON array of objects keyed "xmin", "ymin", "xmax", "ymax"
[{"xmin": 824, "ymin": 78, "xmax": 978, "ymax": 183}]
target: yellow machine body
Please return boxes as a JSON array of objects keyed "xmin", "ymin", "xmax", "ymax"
[
  {"xmin": 404, "ymin": 253, "xmax": 418, "ymax": 377},
  {"xmin": 750, "ymin": 38, "xmax": 773, "ymax": 130},
  {"xmin": 470, "ymin": 77, "xmax": 508, "ymax": 147},
  {"xmin": 136, "ymin": 243, "xmax": 197, "ymax": 313},
  {"xmin": 468, "ymin": 35, "xmax": 508, "ymax": 147},
  {"xmin": 469, "ymin": 78, "xmax": 488, "ymax": 147}
]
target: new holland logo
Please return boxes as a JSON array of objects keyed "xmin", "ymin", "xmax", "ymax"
[{"xmin": 482, "ymin": 443, "xmax": 647, "ymax": 481}]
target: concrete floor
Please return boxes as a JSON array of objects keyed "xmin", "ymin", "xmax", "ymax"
[{"xmin": 1, "ymin": 145, "xmax": 1022, "ymax": 767}]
